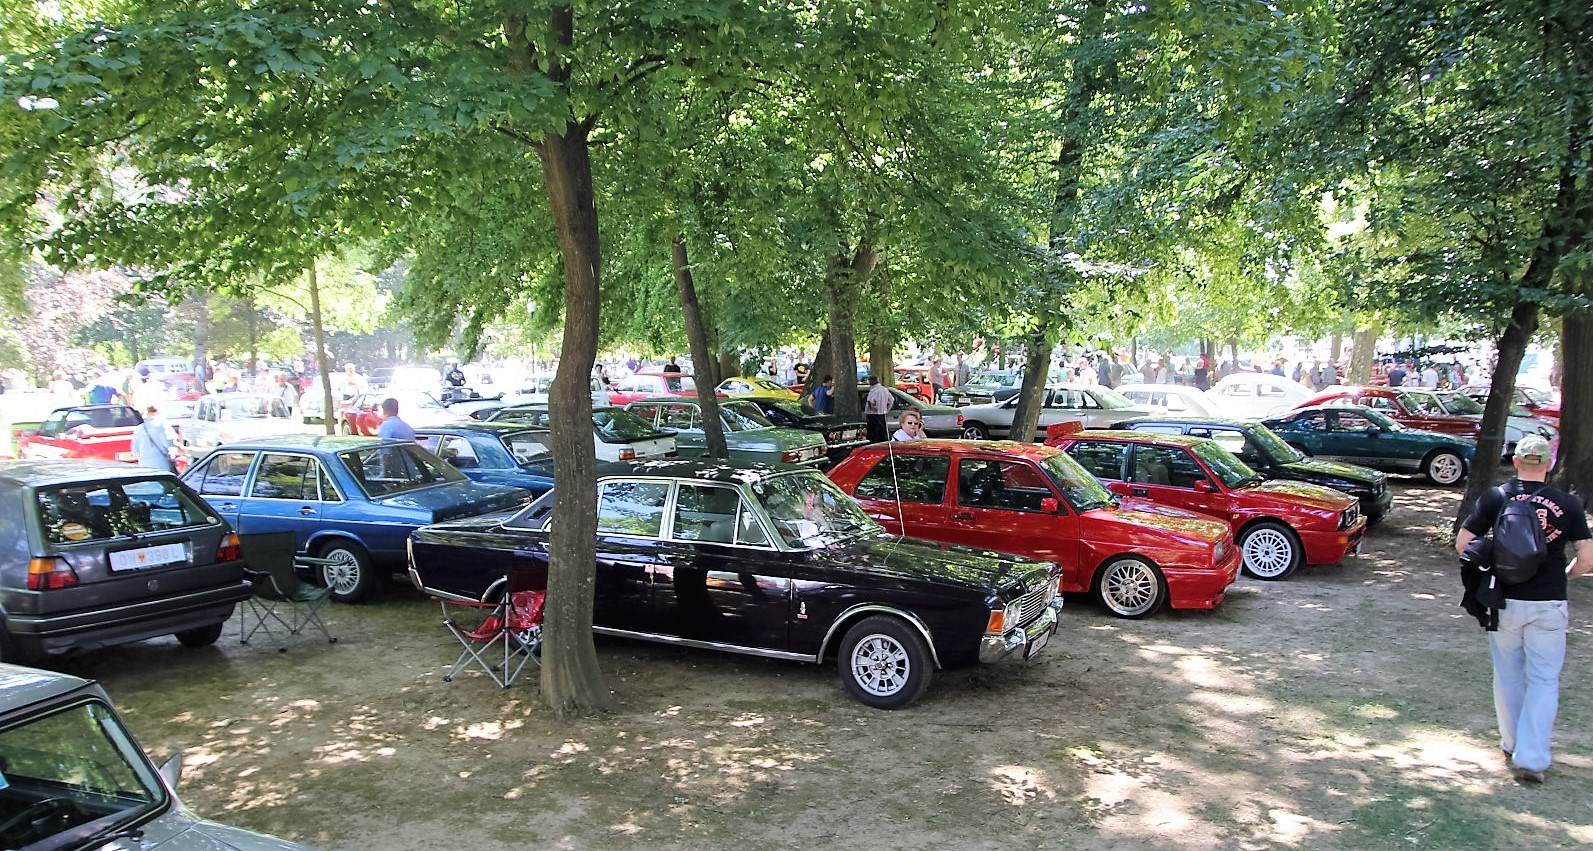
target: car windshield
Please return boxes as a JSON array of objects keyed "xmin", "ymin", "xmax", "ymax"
[
  {"xmin": 0, "ymin": 697, "xmax": 167, "ymax": 846},
  {"xmin": 1520, "ymin": 387, "xmax": 1550, "ymax": 406},
  {"xmin": 764, "ymin": 399, "xmax": 808, "ymax": 419},
  {"xmin": 1089, "ymin": 387, "xmax": 1137, "ymax": 409},
  {"xmin": 721, "ymin": 401, "xmax": 775, "ymax": 429},
  {"xmin": 595, "ymin": 408, "xmax": 662, "ymax": 441},
  {"xmin": 1247, "ymin": 424, "xmax": 1305, "ymax": 463},
  {"xmin": 1192, "ymin": 440, "xmax": 1263, "ymax": 488},
  {"xmin": 752, "ymin": 471, "xmax": 878, "ymax": 548},
  {"xmin": 1040, "ymin": 453, "xmax": 1117, "ymax": 512},
  {"xmin": 396, "ymin": 391, "xmax": 447, "ymax": 411},
  {"xmin": 36, "ymin": 478, "xmax": 216, "ymax": 545},
  {"xmin": 969, "ymin": 371, "xmax": 1015, "ymax": 387},
  {"xmin": 1437, "ymin": 393, "xmax": 1484, "ymax": 415},
  {"xmin": 340, "ymin": 443, "xmax": 467, "ymax": 497}
]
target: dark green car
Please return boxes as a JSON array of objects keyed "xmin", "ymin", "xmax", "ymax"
[
  {"xmin": 1261, "ymin": 405, "xmax": 1476, "ymax": 486},
  {"xmin": 625, "ymin": 398, "xmax": 830, "ymax": 468}
]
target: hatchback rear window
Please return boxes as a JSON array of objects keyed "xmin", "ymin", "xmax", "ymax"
[{"xmin": 36, "ymin": 479, "xmax": 216, "ymax": 544}]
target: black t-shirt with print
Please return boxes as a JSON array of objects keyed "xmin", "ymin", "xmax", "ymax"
[{"xmin": 1462, "ymin": 479, "xmax": 1591, "ymax": 601}]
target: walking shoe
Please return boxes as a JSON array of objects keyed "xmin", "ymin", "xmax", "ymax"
[{"xmin": 1509, "ymin": 763, "xmax": 1545, "ymax": 784}]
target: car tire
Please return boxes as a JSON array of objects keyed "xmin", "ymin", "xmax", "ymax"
[
  {"xmin": 318, "ymin": 540, "xmax": 378, "ymax": 603},
  {"xmin": 837, "ymin": 615, "xmax": 933, "ymax": 710},
  {"xmin": 338, "ymin": 419, "xmax": 353, "ymax": 436},
  {"xmin": 1422, "ymin": 450, "xmax": 1466, "ymax": 486},
  {"xmin": 1239, "ymin": 521, "xmax": 1300, "ymax": 580},
  {"xmin": 174, "ymin": 622, "xmax": 224, "ymax": 648},
  {"xmin": 1093, "ymin": 556, "xmax": 1167, "ymax": 619},
  {"xmin": 962, "ymin": 422, "xmax": 990, "ymax": 440}
]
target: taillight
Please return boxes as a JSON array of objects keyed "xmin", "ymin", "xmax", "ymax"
[
  {"xmin": 217, "ymin": 532, "xmax": 241, "ymax": 562},
  {"xmin": 28, "ymin": 557, "xmax": 77, "ymax": 591},
  {"xmin": 956, "ymin": 414, "xmax": 964, "ymax": 427},
  {"xmin": 619, "ymin": 447, "xmax": 636, "ymax": 460},
  {"xmin": 781, "ymin": 449, "xmax": 800, "ymax": 463},
  {"xmin": 666, "ymin": 449, "xmax": 678, "ymax": 457}
]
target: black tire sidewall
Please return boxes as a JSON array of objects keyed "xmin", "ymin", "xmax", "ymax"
[{"xmin": 837, "ymin": 615, "xmax": 933, "ymax": 710}]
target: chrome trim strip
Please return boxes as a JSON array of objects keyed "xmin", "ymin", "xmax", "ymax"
[
  {"xmin": 593, "ymin": 626, "xmax": 817, "ymax": 663},
  {"xmin": 815, "ymin": 603, "xmax": 941, "ymax": 669}
]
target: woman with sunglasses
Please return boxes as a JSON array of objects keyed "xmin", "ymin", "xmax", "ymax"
[{"xmin": 892, "ymin": 410, "xmax": 926, "ymax": 441}]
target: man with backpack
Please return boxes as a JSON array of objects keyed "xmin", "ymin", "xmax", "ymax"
[{"xmin": 1455, "ymin": 435, "xmax": 1593, "ymax": 784}]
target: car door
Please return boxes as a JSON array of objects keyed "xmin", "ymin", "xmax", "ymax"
[
  {"xmin": 652, "ymin": 482, "xmax": 791, "ymax": 650},
  {"xmin": 1332, "ymin": 410, "xmax": 1420, "ymax": 472},
  {"xmin": 181, "ymin": 450, "xmax": 258, "ymax": 529},
  {"xmin": 1123, "ymin": 444, "xmax": 1229, "ymax": 520},
  {"xmin": 234, "ymin": 452, "xmax": 323, "ymax": 536},
  {"xmin": 846, "ymin": 452, "xmax": 954, "ymax": 537},
  {"xmin": 1032, "ymin": 389, "xmax": 1088, "ymax": 440},
  {"xmin": 952, "ymin": 457, "xmax": 1076, "ymax": 569},
  {"xmin": 591, "ymin": 479, "xmax": 672, "ymax": 633}
]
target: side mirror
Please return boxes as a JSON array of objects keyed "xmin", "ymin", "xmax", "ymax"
[
  {"xmin": 20, "ymin": 428, "xmax": 37, "ymax": 437},
  {"xmin": 1193, "ymin": 480, "xmax": 1217, "ymax": 494},
  {"xmin": 158, "ymin": 750, "xmax": 184, "ymax": 789},
  {"xmin": 1040, "ymin": 497, "xmax": 1059, "ymax": 513}
]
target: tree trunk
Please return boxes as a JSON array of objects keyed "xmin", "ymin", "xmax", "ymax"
[
  {"xmin": 672, "ymin": 235, "xmax": 727, "ymax": 458},
  {"xmin": 1555, "ymin": 312, "xmax": 1593, "ymax": 497},
  {"xmin": 1347, "ymin": 327, "xmax": 1379, "ymax": 383},
  {"xmin": 535, "ymin": 121, "xmax": 611, "ymax": 718},
  {"xmin": 1456, "ymin": 301, "xmax": 1538, "ymax": 526},
  {"xmin": 822, "ymin": 244, "xmax": 878, "ymax": 419},
  {"xmin": 308, "ymin": 263, "xmax": 336, "ymax": 436},
  {"xmin": 868, "ymin": 334, "xmax": 894, "ymax": 395},
  {"xmin": 246, "ymin": 296, "xmax": 258, "ymax": 388},
  {"xmin": 799, "ymin": 329, "xmax": 832, "ymax": 410},
  {"xmin": 192, "ymin": 295, "xmax": 209, "ymax": 386},
  {"xmin": 717, "ymin": 351, "xmax": 740, "ymax": 381},
  {"xmin": 1008, "ymin": 326, "xmax": 1053, "ymax": 443},
  {"xmin": 1330, "ymin": 331, "xmax": 1343, "ymax": 364}
]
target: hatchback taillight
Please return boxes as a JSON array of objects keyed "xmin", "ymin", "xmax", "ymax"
[
  {"xmin": 217, "ymin": 532, "xmax": 241, "ymax": 562},
  {"xmin": 956, "ymin": 414, "xmax": 964, "ymax": 427},
  {"xmin": 28, "ymin": 557, "xmax": 77, "ymax": 591},
  {"xmin": 619, "ymin": 447, "xmax": 637, "ymax": 460}
]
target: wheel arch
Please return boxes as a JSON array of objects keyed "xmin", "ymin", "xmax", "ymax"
[
  {"xmin": 817, "ymin": 604, "xmax": 942, "ymax": 670},
  {"xmin": 1235, "ymin": 515, "xmax": 1299, "ymax": 544},
  {"xmin": 1421, "ymin": 445, "xmax": 1470, "ymax": 471}
]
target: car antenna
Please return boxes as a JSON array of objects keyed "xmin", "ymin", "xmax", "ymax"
[{"xmin": 885, "ymin": 437, "xmax": 906, "ymax": 533}]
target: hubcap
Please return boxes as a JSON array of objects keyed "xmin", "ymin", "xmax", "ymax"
[
  {"xmin": 963, "ymin": 427, "xmax": 984, "ymax": 439},
  {"xmin": 850, "ymin": 634, "xmax": 910, "ymax": 697},
  {"xmin": 321, "ymin": 551, "xmax": 360, "ymax": 595},
  {"xmin": 1103, "ymin": 560, "xmax": 1157, "ymax": 615},
  {"xmin": 1431, "ymin": 454, "xmax": 1462, "ymax": 484},
  {"xmin": 1243, "ymin": 528, "xmax": 1293, "ymax": 577}
]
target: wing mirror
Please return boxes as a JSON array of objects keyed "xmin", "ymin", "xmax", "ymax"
[
  {"xmin": 1193, "ymin": 480, "xmax": 1217, "ymax": 494},
  {"xmin": 1040, "ymin": 497, "xmax": 1059, "ymax": 513},
  {"xmin": 20, "ymin": 428, "xmax": 37, "ymax": 437}
]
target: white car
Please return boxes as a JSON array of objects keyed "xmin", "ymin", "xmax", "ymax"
[
  {"xmin": 181, "ymin": 393, "xmax": 313, "ymax": 461},
  {"xmin": 1206, "ymin": 373, "xmax": 1315, "ymax": 420},
  {"xmin": 1115, "ymin": 383, "xmax": 1221, "ymax": 418},
  {"xmin": 485, "ymin": 404, "xmax": 678, "ymax": 461},
  {"xmin": 957, "ymin": 383, "xmax": 1149, "ymax": 441}
]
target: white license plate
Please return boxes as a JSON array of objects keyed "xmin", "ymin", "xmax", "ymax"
[
  {"xmin": 1025, "ymin": 626, "xmax": 1051, "ymax": 659},
  {"xmin": 114, "ymin": 451, "xmax": 138, "ymax": 462},
  {"xmin": 110, "ymin": 542, "xmax": 187, "ymax": 572}
]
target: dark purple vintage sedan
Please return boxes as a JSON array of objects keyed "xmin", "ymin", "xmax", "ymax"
[{"xmin": 408, "ymin": 459, "xmax": 1062, "ymax": 709}]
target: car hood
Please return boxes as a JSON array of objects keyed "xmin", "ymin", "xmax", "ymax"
[
  {"xmin": 1276, "ymin": 458, "xmax": 1383, "ymax": 488},
  {"xmin": 133, "ymin": 805, "xmax": 313, "ymax": 850},
  {"xmin": 815, "ymin": 533, "xmax": 1051, "ymax": 595},
  {"xmin": 1235, "ymin": 479, "xmax": 1354, "ymax": 511},
  {"xmin": 1106, "ymin": 497, "xmax": 1232, "ymax": 543},
  {"xmin": 376, "ymin": 480, "xmax": 528, "ymax": 521}
]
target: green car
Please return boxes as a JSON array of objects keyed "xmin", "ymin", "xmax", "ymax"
[
  {"xmin": 625, "ymin": 398, "xmax": 829, "ymax": 468},
  {"xmin": 1262, "ymin": 405, "xmax": 1476, "ymax": 486}
]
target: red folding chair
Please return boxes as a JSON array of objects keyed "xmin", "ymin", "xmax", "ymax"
[{"xmin": 440, "ymin": 571, "xmax": 545, "ymax": 688}]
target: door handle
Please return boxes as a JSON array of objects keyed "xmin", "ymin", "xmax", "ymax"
[
  {"xmin": 216, "ymin": 502, "xmax": 237, "ymax": 511},
  {"xmin": 299, "ymin": 506, "xmax": 317, "ymax": 516},
  {"xmin": 1130, "ymin": 487, "xmax": 1148, "ymax": 496},
  {"xmin": 951, "ymin": 511, "xmax": 975, "ymax": 521}
]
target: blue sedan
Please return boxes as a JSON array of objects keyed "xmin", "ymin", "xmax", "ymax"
[
  {"xmin": 181, "ymin": 435, "xmax": 530, "ymax": 601},
  {"xmin": 414, "ymin": 423, "xmax": 555, "ymax": 496}
]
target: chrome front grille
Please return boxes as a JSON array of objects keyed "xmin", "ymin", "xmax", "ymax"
[{"xmin": 1018, "ymin": 579, "xmax": 1057, "ymax": 625}]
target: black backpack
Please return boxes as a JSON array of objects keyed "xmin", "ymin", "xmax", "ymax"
[{"xmin": 1492, "ymin": 486, "xmax": 1548, "ymax": 585}]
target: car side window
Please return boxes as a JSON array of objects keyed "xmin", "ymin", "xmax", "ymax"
[
  {"xmin": 658, "ymin": 404, "xmax": 698, "ymax": 430},
  {"xmin": 250, "ymin": 453, "xmax": 314, "ymax": 500},
  {"xmin": 39, "ymin": 412, "xmax": 68, "ymax": 437},
  {"xmin": 437, "ymin": 436, "xmax": 479, "ymax": 468},
  {"xmin": 1364, "ymin": 395, "xmax": 1395, "ymax": 410},
  {"xmin": 1132, "ymin": 425, "xmax": 1184, "ymax": 436},
  {"xmin": 191, "ymin": 451, "xmax": 257, "ymax": 497},
  {"xmin": 956, "ymin": 458, "xmax": 1055, "ymax": 511},
  {"xmin": 1337, "ymin": 413, "xmax": 1379, "ymax": 434},
  {"xmin": 1293, "ymin": 413, "xmax": 1325, "ymax": 431},
  {"xmin": 315, "ymin": 463, "xmax": 342, "ymax": 502},
  {"xmin": 1202, "ymin": 428, "xmax": 1250, "ymax": 459},
  {"xmin": 1065, "ymin": 441, "xmax": 1127, "ymax": 481},
  {"xmin": 597, "ymin": 480, "xmax": 670, "ymax": 538},
  {"xmin": 671, "ymin": 483, "xmax": 743, "ymax": 543},
  {"xmin": 1132, "ymin": 445, "xmax": 1209, "ymax": 489},
  {"xmin": 854, "ymin": 454, "xmax": 951, "ymax": 504}
]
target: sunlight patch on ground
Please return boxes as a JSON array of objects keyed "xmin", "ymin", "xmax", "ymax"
[
  {"xmin": 985, "ymin": 764, "xmax": 1056, "ymax": 806},
  {"xmin": 1262, "ymin": 808, "xmax": 1341, "ymax": 846}
]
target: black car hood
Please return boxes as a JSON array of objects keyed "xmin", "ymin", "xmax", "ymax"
[
  {"xmin": 813, "ymin": 533, "xmax": 1051, "ymax": 595},
  {"xmin": 1276, "ymin": 457, "xmax": 1383, "ymax": 488}
]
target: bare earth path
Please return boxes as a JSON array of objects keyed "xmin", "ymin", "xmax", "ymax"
[{"xmin": 59, "ymin": 481, "xmax": 1593, "ymax": 850}]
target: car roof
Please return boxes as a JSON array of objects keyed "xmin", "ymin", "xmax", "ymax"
[
  {"xmin": 1274, "ymin": 404, "xmax": 1382, "ymax": 418},
  {"xmin": 413, "ymin": 422, "xmax": 548, "ymax": 437},
  {"xmin": 0, "ymin": 664, "xmax": 94, "ymax": 710},
  {"xmin": 598, "ymin": 458, "xmax": 801, "ymax": 482},
  {"xmin": 40, "ymin": 404, "xmax": 136, "ymax": 415},
  {"xmin": 1066, "ymin": 430, "xmax": 1208, "ymax": 448},
  {"xmin": 1112, "ymin": 415, "xmax": 1254, "ymax": 429},
  {"xmin": 857, "ymin": 438, "xmax": 1064, "ymax": 460},
  {"xmin": 206, "ymin": 435, "xmax": 409, "ymax": 452},
  {"xmin": 0, "ymin": 459, "xmax": 177, "ymax": 488}
]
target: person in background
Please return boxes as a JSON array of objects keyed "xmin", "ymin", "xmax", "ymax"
[
  {"xmin": 130, "ymin": 404, "xmax": 178, "ymax": 473},
  {"xmin": 376, "ymin": 397, "xmax": 416, "ymax": 441},
  {"xmin": 1421, "ymin": 362, "xmax": 1440, "ymax": 388},
  {"xmin": 336, "ymin": 363, "xmax": 367, "ymax": 406},
  {"xmin": 1095, "ymin": 353, "xmax": 1113, "ymax": 388},
  {"xmin": 270, "ymin": 372, "xmax": 299, "ymax": 414},
  {"xmin": 444, "ymin": 361, "xmax": 467, "ymax": 387},
  {"xmin": 892, "ymin": 410, "xmax": 925, "ymax": 441},
  {"xmin": 1194, "ymin": 353, "xmax": 1211, "ymax": 391},
  {"xmin": 1455, "ymin": 435, "xmax": 1592, "ymax": 785},
  {"xmin": 595, "ymin": 363, "xmax": 611, "ymax": 387},
  {"xmin": 662, "ymin": 356, "xmax": 683, "ymax": 376},
  {"xmin": 954, "ymin": 353, "xmax": 971, "ymax": 388},
  {"xmin": 812, "ymin": 374, "xmax": 835, "ymax": 415},
  {"xmin": 864, "ymin": 375, "xmax": 892, "ymax": 443},
  {"xmin": 1314, "ymin": 360, "xmax": 1338, "ymax": 389},
  {"xmin": 1385, "ymin": 360, "xmax": 1407, "ymax": 387},
  {"xmin": 47, "ymin": 370, "xmax": 74, "ymax": 398},
  {"xmin": 928, "ymin": 356, "xmax": 945, "ymax": 396}
]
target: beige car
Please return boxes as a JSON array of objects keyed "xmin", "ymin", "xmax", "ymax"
[{"xmin": 957, "ymin": 384, "xmax": 1150, "ymax": 441}]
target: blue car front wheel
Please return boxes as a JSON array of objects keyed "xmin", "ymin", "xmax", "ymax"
[{"xmin": 318, "ymin": 541, "xmax": 377, "ymax": 603}]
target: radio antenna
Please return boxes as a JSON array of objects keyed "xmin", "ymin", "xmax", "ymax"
[{"xmin": 886, "ymin": 429, "xmax": 906, "ymax": 533}]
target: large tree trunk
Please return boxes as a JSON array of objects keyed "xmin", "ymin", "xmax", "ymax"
[
  {"xmin": 1347, "ymin": 327, "xmax": 1379, "ymax": 384},
  {"xmin": 672, "ymin": 235, "xmax": 727, "ymax": 458},
  {"xmin": 308, "ymin": 263, "xmax": 336, "ymax": 436},
  {"xmin": 535, "ymin": 120, "xmax": 611, "ymax": 718},
  {"xmin": 868, "ymin": 333, "xmax": 894, "ymax": 395},
  {"xmin": 1008, "ymin": 326, "xmax": 1053, "ymax": 443},
  {"xmin": 1456, "ymin": 301, "xmax": 1537, "ymax": 526},
  {"xmin": 1555, "ymin": 312, "xmax": 1593, "ymax": 497},
  {"xmin": 823, "ymin": 244, "xmax": 878, "ymax": 419}
]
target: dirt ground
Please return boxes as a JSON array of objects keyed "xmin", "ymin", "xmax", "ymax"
[{"xmin": 55, "ymin": 481, "xmax": 1593, "ymax": 850}]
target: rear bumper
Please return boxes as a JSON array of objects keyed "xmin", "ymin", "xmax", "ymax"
[
  {"xmin": 6, "ymin": 579, "xmax": 252, "ymax": 657},
  {"xmin": 979, "ymin": 598, "xmax": 1062, "ymax": 663}
]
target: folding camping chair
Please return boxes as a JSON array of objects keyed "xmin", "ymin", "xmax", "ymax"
[
  {"xmin": 439, "ymin": 570, "xmax": 545, "ymax": 688},
  {"xmin": 237, "ymin": 532, "xmax": 336, "ymax": 651}
]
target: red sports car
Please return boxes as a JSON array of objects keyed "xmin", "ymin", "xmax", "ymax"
[
  {"xmin": 607, "ymin": 373, "xmax": 696, "ymax": 406},
  {"xmin": 1051, "ymin": 431, "xmax": 1365, "ymax": 581},
  {"xmin": 1298, "ymin": 386, "xmax": 1478, "ymax": 439},
  {"xmin": 16, "ymin": 405, "xmax": 143, "ymax": 463},
  {"xmin": 828, "ymin": 440, "xmax": 1239, "ymax": 618}
]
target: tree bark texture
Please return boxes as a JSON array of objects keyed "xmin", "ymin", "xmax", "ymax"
[
  {"xmin": 1455, "ymin": 301, "xmax": 1538, "ymax": 528},
  {"xmin": 823, "ymin": 244, "xmax": 878, "ymax": 419},
  {"xmin": 672, "ymin": 235, "xmax": 728, "ymax": 458},
  {"xmin": 307, "ymin": 263, "xmax": 336, "ymax": 436},
  {"xmin": 535, "ymin": 122, "xmax": 612, "ymax": 718},
  {"xmin": 1347, "ymin": 327, "xmax": 1378, "ymax": 384},
  {"xmin": 1008, "ymin": 326, "xmax": 1053, "ymax": 443},
  {"xmin": 868, "ymin": 333, "xmax": 895, "ymax": 395},
  {"xmin": 1555, "ymin": 312, "xmax": 1593, "ymax": 497}
]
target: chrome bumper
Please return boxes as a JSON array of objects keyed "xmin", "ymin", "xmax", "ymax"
[{"xmin": 979, "ymin": 597, "xmax": 1063, "ymax": 664}]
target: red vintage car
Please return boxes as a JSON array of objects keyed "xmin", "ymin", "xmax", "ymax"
[
  {"xmin": 891, "ymin": 364, "xmax": 938, "ymax": 402},
  {"xmin": 16, "ymin": 405, "xmax": 143, "ymax": 463},
  {"xmin": 1050, "ymin": 431, "xmax": 1365, "ymax": 581},
  {"xmin": 1298, "ymin": 386, "xmax": 1478, "ymax": 439},
  {"xmin": 607, "ymin": 373, "xmax": 696, "ymax": 406},
  {"xmin": 828, "ymin": 440, "xmax": 1239, "ymax": 618}
]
